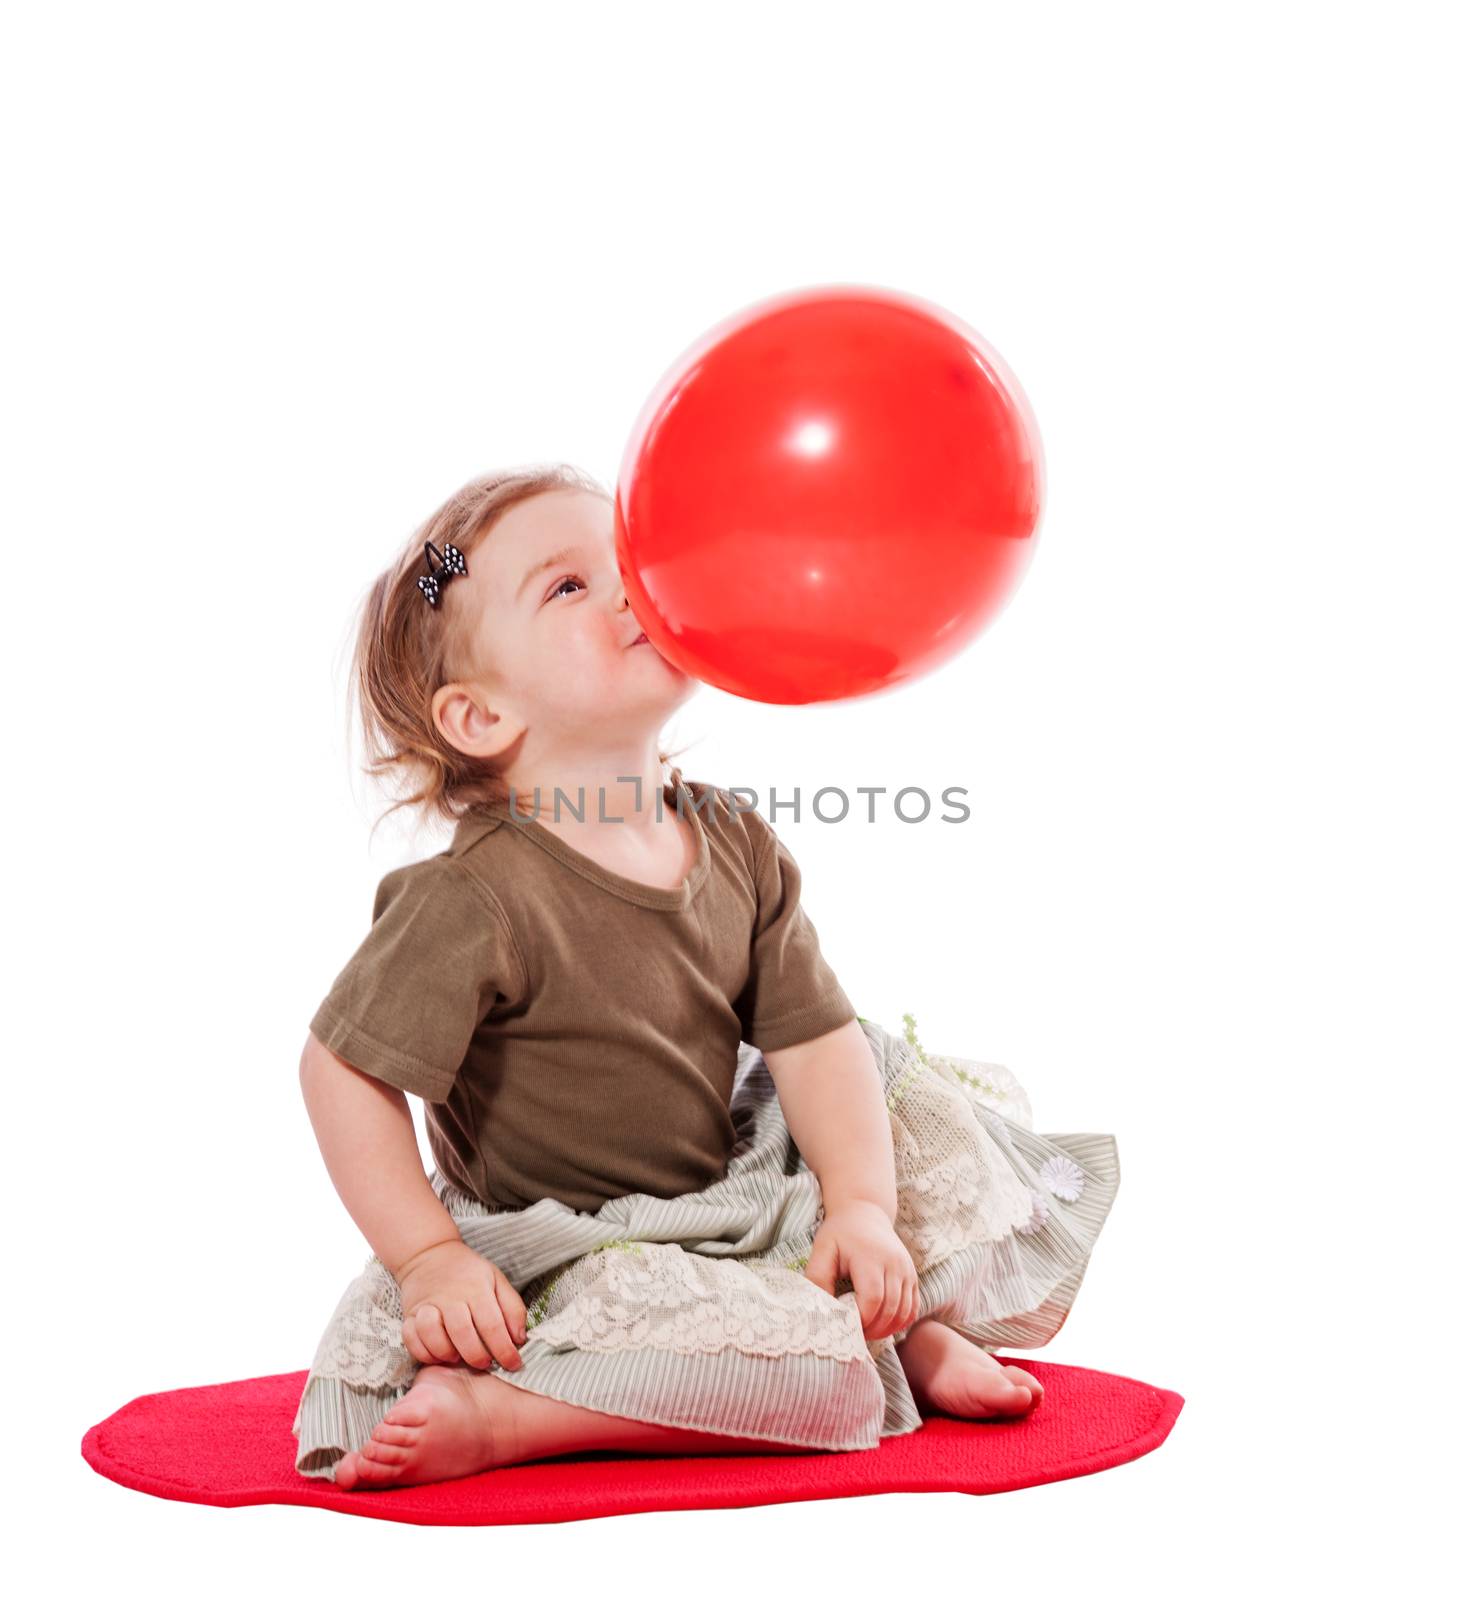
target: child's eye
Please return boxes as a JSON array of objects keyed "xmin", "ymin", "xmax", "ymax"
[{"xmin": 547, "ymin": 575, "xmax": 585, "ymax": 602}]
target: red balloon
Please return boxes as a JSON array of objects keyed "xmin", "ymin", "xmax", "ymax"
[{"xmin": 614, "ymin": 283, "xmax": 1045, "ymax": 705}]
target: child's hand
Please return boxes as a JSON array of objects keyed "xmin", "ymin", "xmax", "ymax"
[
  {"xmin": 394, "ymin": 1239, "xmax": 528, "ymax": 1372},
  {"xmin": 803, "ymin": 1200, "xmax": 920, "ymax": 1343}
]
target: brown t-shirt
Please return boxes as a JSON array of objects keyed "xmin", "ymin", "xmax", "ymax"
[{"xmin": 309, "ymin": 777, "xmax": 856, "ymax": 1214}]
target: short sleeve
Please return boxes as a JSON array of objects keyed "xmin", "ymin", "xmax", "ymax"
[
  {"xmin": 736, "ymin": 816, "xmax": 857, "ymax": 1053},
  {"xmin": 309, "ymin": 855, "xmax": 524, "ymax": 1104}
]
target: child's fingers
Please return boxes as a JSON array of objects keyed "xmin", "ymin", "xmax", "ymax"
[
  {"xmin": 401, "ymin": 1319, "xmax": 435, "ymax": 1364},
  {"xmin": 878, "ymin": 1267, "xmax": 904, "ymax": 1334},
  {"xmin": 853, "ymin": 1259, "xmax": 890, "ymax": 1336},
  {"xmin": 443, "ymin": 1299, "xmax": 495, "ymax": 1370},
  {"xmin": 873, "ymin": 1262, "xmax": 906, "ymax": 1337},
  {"xmin": 404, "ymin": 1303, "xmax": 457, "ymax": 1364},
  {"xmin": 492, "ymin": 1275, "xmax": 528, "ymax": 1345},
  {"xmin": 868, "ymin": 1263, "xmax": 920, "ymax": 1340},
  {"xmin": 470, "ymin": 1293, "xmax": 522, "ymax": 1371},
  {"xmin": 490, "ymin": 1277, "xmax": 528, "ymax": 1364}
]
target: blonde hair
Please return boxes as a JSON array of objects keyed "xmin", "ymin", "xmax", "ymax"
[{"xmin": 346, "ymin": 463, "xmax": 690, "ymax": 837}]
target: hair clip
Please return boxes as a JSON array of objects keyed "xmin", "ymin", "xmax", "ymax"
[{"xmin": 417, "ymin": 541, "xmax": 469, "ymax": 608}]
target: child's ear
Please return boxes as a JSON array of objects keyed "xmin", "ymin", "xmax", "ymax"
[{"xmin": 432, "ymin": 682, "xmax": 524, "ymax": 762}]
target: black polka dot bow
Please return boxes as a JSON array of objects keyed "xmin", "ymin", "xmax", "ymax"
[{"xmin": 417, "ymin": 541, "xmax": 469, "ymax": 608}]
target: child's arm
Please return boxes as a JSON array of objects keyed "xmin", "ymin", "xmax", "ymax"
[
  {"xmin": 761, "ymin": 1017, "xmax": 898, "ymax": 1222},
  {"xmin": 763, "ymin": 1017, "xmax": 918, "ymax": 1342},
  {"xmin": 298, "ymin": 1030, "xmax": 461, "ymax": 1277},
  {"xmin": 300, "ymin": 1030, "xmax": 528, "ymax": 1370}
]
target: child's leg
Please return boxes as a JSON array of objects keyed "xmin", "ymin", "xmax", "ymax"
[
  {"xmin": 336, "ymin": 1361, "xmax": 828, "ymax": 1490},
  {"xmin": 513, "ymin": 1384, "xmax": 832, "ymax": 1460}
]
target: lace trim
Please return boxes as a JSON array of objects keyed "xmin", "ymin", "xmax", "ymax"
[
  {"xmin": 525, "ymin": 1240, "xmax": 873, "ymax": 1362},
  {"xmin": 888, "ymin": 1048, "xmax": 1039, "ymax": 1272},
  {"xmin": 306, "ymin": 1260, "xmax": 417, "ymax": 1390}
]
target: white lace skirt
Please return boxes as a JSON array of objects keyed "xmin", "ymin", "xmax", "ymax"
[{"xmin": 292, "ymin": 1017, "xmax": 1120, "ymax": 1480}]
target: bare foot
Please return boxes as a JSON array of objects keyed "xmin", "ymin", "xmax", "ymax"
[
  {"xmin": 333, "ymin": 1363, "xmax": 523, "ymax": 1490},
  {"xmin": 897, "ymin": 1317, "xmax": 1044, "ymax": 1419}
]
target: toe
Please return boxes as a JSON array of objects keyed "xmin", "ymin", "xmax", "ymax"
[
  {"xmin": 381, "ymin": 1396, "xmax": 432, "ymax": 1428},
  {"xmin": 369, "ymin": 1421, "xmax": 419, "ymax": 1448},
  {"xmin": 354, "ymin": 1450, "xmax": 401, "ymax": 1481},
  {"xmin": 363, "ymin": 1438, "xmax": 410, "ymax": 1464},
  {"xmin": 1002, "ymin": 1364, "xmax": 1044, "ymax": 1404}
]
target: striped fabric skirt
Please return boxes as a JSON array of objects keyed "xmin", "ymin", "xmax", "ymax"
[{"xmin": 293, "ymin": 1016, "xmax": 1120, "ymax": 1480}]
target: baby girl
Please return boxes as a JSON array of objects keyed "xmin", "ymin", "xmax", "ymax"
[{"xmin": 293, "ymin": 464, "xmax": 1119, "ymax": 1489}]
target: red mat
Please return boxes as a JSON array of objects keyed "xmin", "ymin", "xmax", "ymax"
[{"xmin": 81, "ymin": 1359, "xmax": 1183, "ymax": 1524}]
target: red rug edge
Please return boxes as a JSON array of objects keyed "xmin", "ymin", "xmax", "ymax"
[{"xmin": 80, "ymin": 1363, "xmax": 1186, "ymax": 1524}]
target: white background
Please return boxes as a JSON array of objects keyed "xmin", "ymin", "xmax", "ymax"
[{"xmin": 6, "ymin": 0, "xmax": 1465, "ymax": 1591}]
